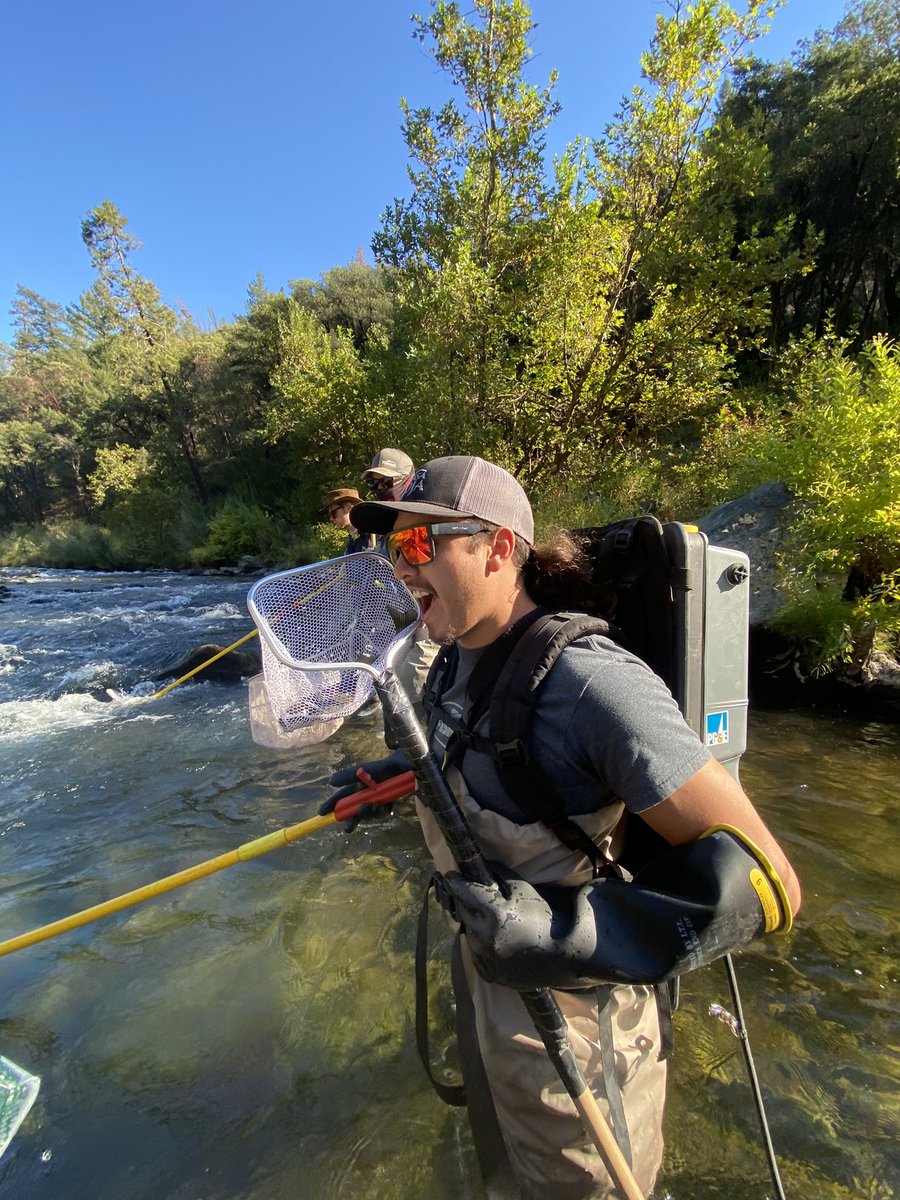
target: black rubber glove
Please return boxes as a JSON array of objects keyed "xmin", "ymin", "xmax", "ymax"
[
  {"xmin": 439, "ymin": 828, "xmax": 788, "ymax": 991},
  {"xmin": 318, "ymin": 748, "xmax": 410, "ymax": 831}
]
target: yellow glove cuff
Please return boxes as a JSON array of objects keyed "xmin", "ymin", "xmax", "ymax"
[{"xmin": 701, "ymin": 824, "xmax": 793, "ymax": 934}]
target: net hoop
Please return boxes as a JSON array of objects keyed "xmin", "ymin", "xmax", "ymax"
[{"xmin": 247, "ymin": 552, "xmax": 419, "ymax": 735}]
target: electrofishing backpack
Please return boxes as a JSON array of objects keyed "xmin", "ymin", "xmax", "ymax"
[
  {"xmin": 423, "ymin": 515, "xmax": 752, "ymax": 871},
  {"xmin": 574, "ymin": 516, "xmax": 751, "ymax": 775}
]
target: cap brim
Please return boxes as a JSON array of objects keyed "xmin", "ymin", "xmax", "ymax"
[
  {"xmin": 361, "ymin": 468, "xmax": 398, "ymax": 481},
  {"xmin": 350, "ymin": 499, "xmax": 476, "ymax": 534}
]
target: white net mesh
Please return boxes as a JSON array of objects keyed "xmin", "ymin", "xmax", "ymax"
[
  {"xmin": 247, "ymin": 553, "xmax": 419, "ymax": 734},
  {"xmin": 246, "ymin": 672, "xmax": 344, "ymax": 747}
]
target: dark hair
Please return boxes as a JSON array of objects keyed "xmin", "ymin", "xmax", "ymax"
[
  {"xmin": 520, "ymin": 530, "xmax": 595, "ymax": 608},
  {"xmin": 472, "ymin": 526, "xmax": 595, "ymax": 609}
]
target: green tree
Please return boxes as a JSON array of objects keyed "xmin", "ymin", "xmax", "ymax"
[
  {"xmin": 374, "ymin": 0, "xmax": 561, "ymax": 463},
  {"xmin": 211, "ymin": 278, "xmax": 352, "ymax": 514},
  {"xmin": 265, "ymin": 302, "xmax": 391, "ymax": 484},
  {"xmin": 0, "ymin": 287, "xmax": 100, "ymax": 521},
  {"xmin": 514, "ymin": 0, "xmax": 802, "ymax": 486},
  {"xmin": 75, "ymin": 200, "xmax": 209, "ymax": 503},
  {"xmin": 375, "ymin": 1, "xmax": 796, "ymax": 491},
  {"xmin": 718, "ymin": 0, "xmax": 900, "ymax": 345},
  {"xmin": 291, "ymin": 255, "xmax": 396, "ymax": 352}
]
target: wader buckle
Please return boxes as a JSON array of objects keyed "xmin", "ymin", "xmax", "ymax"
[{"xmin": 495, "ymin": 738, "xmax": 528, "ymax": 767}]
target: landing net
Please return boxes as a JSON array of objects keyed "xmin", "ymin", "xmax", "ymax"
[{"xmin": 247, "ymin": 553, "xmax": 419, "ymax": 739}]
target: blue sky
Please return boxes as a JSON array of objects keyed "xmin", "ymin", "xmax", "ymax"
[{"xmin": 2, "ymin": 0, "xmax": 851, "ymax": 349}]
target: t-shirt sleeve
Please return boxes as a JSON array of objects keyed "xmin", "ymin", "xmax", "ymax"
[{"xmin": 537, "ymin": 637, "xmax": 710, "ymax": 814}]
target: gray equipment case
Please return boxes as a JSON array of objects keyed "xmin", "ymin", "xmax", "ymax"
[{"xmin": 578, "ymin": 518, "xmax": 750, "ymax": 781}]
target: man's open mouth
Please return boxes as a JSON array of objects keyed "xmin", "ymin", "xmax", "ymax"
[{"xmin": 411, "ymin": 589, "xmax": 434, "ymax": 618}]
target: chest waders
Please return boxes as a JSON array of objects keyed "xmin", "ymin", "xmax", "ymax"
[{"xmin": 379, "ymin": 669, "xmax": 646, "ymax": 1200}]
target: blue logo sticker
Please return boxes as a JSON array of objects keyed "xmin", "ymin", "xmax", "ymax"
[{"xmin": 706, "ymin": 710, "xmax": 729, "ymax": 746}]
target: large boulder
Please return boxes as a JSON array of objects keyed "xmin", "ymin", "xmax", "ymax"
[
  {"xmin": 694, "ymin": 481, "xmax": 795, "ymax": 628},
  {"xmin": 695, "ymin": 483, "xmax": 899, "ymax": 719},
  {"xmin": 153, "ymin": 641, "xmax": 261, "ymax": 685}
]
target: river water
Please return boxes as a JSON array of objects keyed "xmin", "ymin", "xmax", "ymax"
[{"xmin": 0, "ymin": 568, "xmax": 896, "ymax": 1200}]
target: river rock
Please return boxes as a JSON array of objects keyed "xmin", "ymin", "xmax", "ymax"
[
  {"xmin": 695, "ymin": 482, "xmax": 899, "ymax": 719},
  {"xmin": 154, "ymin": 641, "xmax": 261, "ymax": 684},
  {"xmin": 694, "ymin": 481, "xmax": 795, "ymax": 628}
]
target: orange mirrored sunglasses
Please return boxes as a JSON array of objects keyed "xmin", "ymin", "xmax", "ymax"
[{"xmin": 385, "ymin": 522, "xmax": 489, "ymax": 567}]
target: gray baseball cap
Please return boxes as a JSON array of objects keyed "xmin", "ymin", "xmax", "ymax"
[
  {"xmin": 351, "ymin": 455, "xmax": 534, "ymax": 545},
  {"xmin": 362, "ymin": 448, "xmax": 414, "ymax": 480}
]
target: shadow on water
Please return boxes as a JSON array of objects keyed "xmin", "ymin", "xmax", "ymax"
[{"xmin": 0, "ymin": 571, "xmax": 897, "ymax": 1199}]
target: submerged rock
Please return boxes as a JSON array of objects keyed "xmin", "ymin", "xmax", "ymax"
[{"xmin": 153, "ymin": 641, "xmax": 261, "ymax": 685}]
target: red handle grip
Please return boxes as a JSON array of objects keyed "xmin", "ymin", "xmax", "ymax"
[{"xmin": 332, "ymin": 770, "xmax": 417, "ymax": 822}]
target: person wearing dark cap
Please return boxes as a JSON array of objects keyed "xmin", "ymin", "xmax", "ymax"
[
  {"xmin": 324, "ymin": 455, "xmax": 801, "ymax": 1200},
  {"xmin": 362, "ymin": 448, "xmax": 415, "ymax": 504},
  {"xmin": 324, "ymin": 487, "xmax": 375, "ymax": 554}
]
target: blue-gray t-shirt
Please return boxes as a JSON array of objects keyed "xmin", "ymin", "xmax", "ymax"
[{"xmin": 431, "ymin": 633, "xmax": 710, "ymax": 824}]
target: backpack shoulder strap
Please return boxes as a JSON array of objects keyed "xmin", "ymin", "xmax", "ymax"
[
  {"xmin": 487, "ymin": 611, "xmax": 614, "ymax": 875},
  {"xmin": 424, "ymin": 610, "xmax": 616, "ymax": 875},
  {"xmin": 424, "ymin": 608, "xmax": 550, "ymax": 758},
  {"xmin": 422, "ymin": 643, "xmax": 456, "ymax": 723},
  {"xmin": 488, "ymin": 611, "xmax": 612, "ymax": 763}
]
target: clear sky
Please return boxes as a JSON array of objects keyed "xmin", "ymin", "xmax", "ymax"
[{"xmin": 2, "ymin": 0, "xmax": 851, "ymax": 349}]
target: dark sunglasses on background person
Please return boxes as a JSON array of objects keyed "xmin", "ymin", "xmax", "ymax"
[
  {"xmin": 366, "ymin": 475, "xmax": 405, "ymax": 494},
  {"xmin": 385, "ymin": 521, "xmax": 490, "ymax": 567}
]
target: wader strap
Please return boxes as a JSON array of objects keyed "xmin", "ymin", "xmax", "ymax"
[
  {"xmin": 415, "ymin": 878, "xmax": 465, "ymax": 1107},
  {"xmin": 596, "ymin": 986, "xmax": 634, "ymax": 1168},
  {"xmin": 451, "ymin": 935, "xmax": 524, "ymax": 1200},
  {"xmin": 654, "ymin": 979, "xmax": 677, "ymax": 1062}
]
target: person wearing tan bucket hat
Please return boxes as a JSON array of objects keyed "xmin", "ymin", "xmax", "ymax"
[
  {"xmin": 324, "ymin": 454, "xmax": 801, "ymax": 1200},
  {"xmin": 324, "ymin": 486, "xmax": 375, "ymax": 554}
]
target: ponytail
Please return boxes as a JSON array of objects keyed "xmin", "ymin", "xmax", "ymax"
[{"xmin": 518, "ymin": 530, "xmax": 595, "ymax": 609}]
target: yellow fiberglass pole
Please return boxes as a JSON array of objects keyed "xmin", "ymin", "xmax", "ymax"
[
  {"xmin": 0, "ymin": 812, "xmax": 333, "ymax": 959},
  {"xmin": 147, "ymin": 629, "xmax": 259, "ymax": 701},
  {"xmin": 0, "ymin": 770, "xmax": 417, "ymax": 960}
]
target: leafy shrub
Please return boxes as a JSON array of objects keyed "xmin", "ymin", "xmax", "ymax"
[
  {"xmin": 0, "ymin": 525, "xmax": 46, "ymax": 566},
  {"xmin": 769, "ymin": 337, "xmax": 899, "ymax": 584},
  {"xmin": 293, "ymin": 521, "xmax": 349, "ymax": 565},
  {"xmin": 667, "ymin": 393, "xmax": 780, "ymax": 518},
  {"xmin": 98, "ymin": 492, "xmax": 204, "ymax": 569},
  {"xmin": 762, "ymin": 337, "xmax": 900, "ymax": 671},
  {"xmin": 0, "ymin": 520, "xmax": 121, "ymax": 569},
  {"xmin": 769, "ymin": 588, "xmax": 865, "ymax": 676},
  {"xmin": 190, "ymin": 502, "xmax": 279, "ymax": 567}
]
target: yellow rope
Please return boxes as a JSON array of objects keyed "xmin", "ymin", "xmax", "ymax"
[
  {"xmin": 0, "ymin": 811, "xmax": 337, "ymax": 959},
  {"xmin": 147, "ymin": 561, "xmax": 356, "ymax": 701},
  {"xmin": 148, "ymin": 629, "xmax": 259, "ymax": 701}
]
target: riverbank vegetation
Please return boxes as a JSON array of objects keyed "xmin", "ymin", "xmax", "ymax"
[{"xmin": 1, "ymin": 0, "xmax": 897, "ymax": 673}]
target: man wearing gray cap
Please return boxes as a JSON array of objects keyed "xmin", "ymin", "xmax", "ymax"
[
  {"xmin": 362, "ymin": 447, "xmax": 415, "ymax": 503},
  {"xmin": 326, "ymin": 454, "xmax": 800, "ymax": 1200}
]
